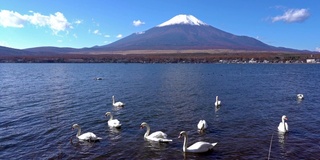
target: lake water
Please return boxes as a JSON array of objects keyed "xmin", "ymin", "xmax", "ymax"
[{"xmin": 0, "ymin": 63, "xmax": 319, "ymax": 159}]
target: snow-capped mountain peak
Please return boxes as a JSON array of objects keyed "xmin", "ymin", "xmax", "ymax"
[{"xmin": 157, "ymin": 14, "xmax": 207, "ymax": 27}]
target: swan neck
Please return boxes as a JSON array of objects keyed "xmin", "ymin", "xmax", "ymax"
[
  {"xmin": 109, "ymin": 114, "xmax": 113, "ymax": 121},
  {"xmin": 112, "ymin": 97, "xmax": 115, "ymax": 104},
  {"xmin": 183, "ymin": 134, "xmax": 188, "ymax": 152},
  {"xmin": 282, "ymin": 119, "xmax": 287, "ymax": 131},
  {"xmin": 76, "ymin": 127, "xmax": 81, "ymax": 137},
  {"xmin": 144, "ymin": 125, "xmax": 150, "ymax": 138}
]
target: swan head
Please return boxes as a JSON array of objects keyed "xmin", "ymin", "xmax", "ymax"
[
  {"xmin": 178, "ymin": 131, "xmax": 187, "ymax": 138},
  {"xmin": 72, "ymin": 124, "xmax": 80, "ymax": 130},
  {"xmin": 281, "ymin": 115, "xmax": 288, "ymax": 121},
  {"xmin": 105, "ymin": 112, "xmax": 111, "ymax": 117},
  {"xmin": 140, "ymin": 122, "xmax": 148, "ymax": 129}
]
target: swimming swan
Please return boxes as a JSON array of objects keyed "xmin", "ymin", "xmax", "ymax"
[
  {"xmin": 112, "ymin": 95, "xmax": 125, "ymax": 107},
  {"xmin": 178, "ymin": 131, "xmax": 217, "ymax": 153},
  {"xmin": 297, "ymin": 94, "xmax": 304, "ymax": 100},
  {"xmin": 140, "ymin": 122, "xmax": 172, "ymax": 143},
  {"xmin": 215, "ymin": 96, "xmax": 221, "ymax": 107},
  {"xmin": 197, "ymin": 120, "xmax": 207, "ymax": 131},
  {"xmin": 278, "ymin": 115, "xmax": 289, "ymax": 133},
  {"xmin": 72, "ymin": 124, "xmax": 102, "ymax": 141},
  {"xmin": 105, "ymin": 112, "xmax": 122, "ymax": 128}
]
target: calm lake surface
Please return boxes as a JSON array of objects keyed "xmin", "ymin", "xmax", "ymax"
[{"xmin": 0, "ymin": 63, "xmax": 319, "ymax": 159}]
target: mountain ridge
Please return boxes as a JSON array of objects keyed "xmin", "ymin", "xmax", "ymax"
[
  {"xmin": 99, "ymin": 22, "xmax": 300, "ymax": 52},
  {"xmin": 0, "ymin": 14, "xmax": 312, "ymax": 56}
]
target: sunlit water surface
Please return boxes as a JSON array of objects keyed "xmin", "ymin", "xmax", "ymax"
[{"xmin": 0, "ymin": 63, "xmax": 319, "ymax": 159}]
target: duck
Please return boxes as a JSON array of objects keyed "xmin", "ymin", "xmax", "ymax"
[
  {"xmin": 278, "ymin": 115, "xmax": 289, "ymax": 133},
  {"xmin": 94, "ymin": 77, "xmax": 103, "ymax": 80},
  {"xmin": 178, "ymin": 131, "xmax": 217, "ymax": 153},
  {"xmin": 297, "ymin": 94, "xmax": 304, "ymax": 100},
  {"xmin": 215, "ymin": 96, "xmax": 221, "ymax": 107},
  {"xmin": 105, "ymin": 112, "xmax": 122, "ymax": 128},
  {"xmin": 197, "ymin": 120, "xmax": 207, "ymax": 131},
  {"xmin": 112, "ymin": 95, "xmax": 125, "ymax": 107},
  {"xmin": 72, "ymin": 124, "xmax": 102, "ymax": 142},
  {"xmin": 140, "ymin": 122, "xmax": 172, "ymax": 143}
]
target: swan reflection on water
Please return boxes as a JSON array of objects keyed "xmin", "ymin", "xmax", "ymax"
[
  {"xmin": 215, "ymin": 105, "xmax": 220, "ymax": 112},
  {"xmin": 70, "ymin": 136, "xmax": 98, "ymax": 152},
  {"xmin": 106, "ymin": 126, "xmax": 122, "ymax": 141},
  {"xmin": 277, "ymin": 131, "xmax": 288, "ymax": 152},
  {"xmin": 143, "ymin": 140, "xmax": 170, "ymax": 150}
]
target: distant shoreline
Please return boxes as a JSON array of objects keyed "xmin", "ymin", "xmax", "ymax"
[{"xmin": 1, "ymin": 50, "xmax": 319, "ymax": 63}]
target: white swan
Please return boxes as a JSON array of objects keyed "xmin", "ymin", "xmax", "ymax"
[
  {"xmin": 140, "ymin": 122, "xmax": 172, "ymax": 143},
  {"xmin": 297, "ymin": 94, "xmax": 304, "ymax": 100},
  {"xmin": 105, "ymin": 112, "xmax": 121, "ymax": 128},
  {"xmin": 112, "ymin": 95, "xmax": 125, "ymax": 107},
  {"xmin": 215, "ymin": 96, "xmax": 221, "ymax": 107},
  {"xmin": 278, "ymin": 115, "xmax": 289, "ymax": 133},
  {"xmin": 178, "ymin": 131, "xmax": 217, "ymax": 153},
  {"xmin": 72, "ymin": 124, "xmax": 102, "ymax": 141},
  {"xmin": 197, "ymin": 120, "xmax": 207, "ymax": 131}
]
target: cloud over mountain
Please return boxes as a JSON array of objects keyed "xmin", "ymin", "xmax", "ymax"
[
  {"xmin": 133, "ymin": 20, "xmax": 145, "ymax": 26},
  {"xmin": 272, "ymin": 8, "xmax": 310, "ymax": 23}
]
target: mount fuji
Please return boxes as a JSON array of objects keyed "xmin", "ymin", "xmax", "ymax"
[
  {"xmin": 0, "ymin": 14, "xmax": 304, "ymax": 57},
  {"xmin": 99, "ymin": 14, "xmax": 298, "ymax": 52}
]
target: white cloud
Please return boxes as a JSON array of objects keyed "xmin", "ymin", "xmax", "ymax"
[
  {"xmin": 104, "ymin": 34, "xmax": 110, "ymax": 38},
  {"xmin": 0, "ymin": 10, "xmax": 27, "ymax": 28},
  {"xmin": 272, "ymin": 8, "xmax": 310, "ymax": 23},
  {"xmin": 93, "ymin": 29, "xmax": 102, "ymax": 35},
  {"xmin": 57, "ymin": 40, "xmax": 63, "ymax": 43},
  {"xmin": 74, "ymin": 20, "xmax": 82, "ymax": 25},
  {"xmin": 133, "ymin": 20, "xmax": 145, "ymax": 26},
  {"xmin": 0, "ymin": 10, "xmax": 72, "ymax": 34},
  {"xmin": 93, "ymin": 29, "xmax": 99, "ymax": 34},
  {"xmin": 116, "ymin": 34, "xmax": 123, "ymax": 38},
  {"xmin": 316, "ymin": 47, "xmax": 320, "ymax": 52},
  {"xmin": 73, "ymin": 34, "xmax": 78, "ymax": 38}
]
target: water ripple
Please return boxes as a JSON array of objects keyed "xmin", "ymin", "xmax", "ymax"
[{"xmin": 0, "ymin": 63, "xmax": 319, "ymax": 159}]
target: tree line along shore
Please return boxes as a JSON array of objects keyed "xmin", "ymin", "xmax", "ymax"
[{"xmin": 0, "ymin": 50, "xmax": 319, "ymax": 63}]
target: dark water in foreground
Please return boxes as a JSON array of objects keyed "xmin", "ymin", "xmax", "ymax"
[{"xmin": 0, "ymin": 63, "xmax": 319, "ymax": 159}]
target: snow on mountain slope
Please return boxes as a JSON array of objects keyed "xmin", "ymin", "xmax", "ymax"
[{"xmin": 157, "ymin": 14, "xmax": 207, "ymax": 27}]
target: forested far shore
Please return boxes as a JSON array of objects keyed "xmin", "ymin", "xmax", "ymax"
[{"xmin": 0, "ymin": 52, "xmax": 319, "ymax": 63}]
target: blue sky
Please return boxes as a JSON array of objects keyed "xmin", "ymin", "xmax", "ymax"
[{"xmin": 0, "ymin": 0, "xmax": 319, "ymax": 51}]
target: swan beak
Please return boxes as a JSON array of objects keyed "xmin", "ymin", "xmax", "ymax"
[{"xmin": 140, "ymin": 125, "xmax": 144, "ymax": 129}]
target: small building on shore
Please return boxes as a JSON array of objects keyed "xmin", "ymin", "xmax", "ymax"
[{"xmin": 306, "ymin": 59, "xmax": 316, "ymax": 63}]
